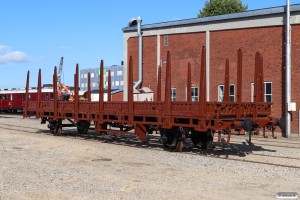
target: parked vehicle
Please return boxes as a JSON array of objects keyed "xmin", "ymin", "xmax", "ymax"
[{"xmin": 0, "ymin": 88, "xmax": 53, "ymax": 112}]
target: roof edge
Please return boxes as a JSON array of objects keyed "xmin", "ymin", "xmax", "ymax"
[{"xmin": 123, "ymin": 4, "xmax": 300, "ymax": 32}]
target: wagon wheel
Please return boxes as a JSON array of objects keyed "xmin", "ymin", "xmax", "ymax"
[
  {"xmin": 191, "ymin": 130, "xmax": 213, "ymax": 149},
  {"xmin": 190, "ymin": 131, "xmax": 201, "ymax": 146},
  {"xmin": 48, "ymin": 119, "xmax": 57, "ymax": 134},
  {"xmin": 77, "ymin": 120, "xmax": 90, "ymax": 134},
  {"xmin": 201, "ymin": 131, "xmax": 213, "ymax": 149},
  {"xmin": 49, "ymin": 124, "xmax": 55, "ymax": 134},
  {"xmin": 53, "ymin": 119, "xmax": 63, "ymax": 136},
  {"xmin": 160, "ymin": 127, "xmax": 187, "ymax": 152},
  {"xmin": 54, "ymin": 124, "xmax": 62, "ymax": 136}
]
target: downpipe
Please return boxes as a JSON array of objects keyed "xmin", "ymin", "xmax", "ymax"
[{"xmin": 134, "ymin": 16, "xmax": 143, "ymax": 89}]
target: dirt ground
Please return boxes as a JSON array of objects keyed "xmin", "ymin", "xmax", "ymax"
[{"xmin": 0, "ymin": 115, "xmax": 299, "ymax": 200}]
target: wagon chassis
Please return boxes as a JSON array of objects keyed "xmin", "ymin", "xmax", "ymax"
[{"xmin": 23, "ymin": 46, "xmax": 279, "ymax": 151}]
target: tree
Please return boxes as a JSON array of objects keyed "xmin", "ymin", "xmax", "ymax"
[{"xmin": 198, "ymin": 0, "xmax": 248, "ymax": 18}]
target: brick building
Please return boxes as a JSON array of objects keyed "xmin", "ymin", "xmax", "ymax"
[{"xmin": 122, "ymin": 4, "xmax": 300, "ymax": 134}]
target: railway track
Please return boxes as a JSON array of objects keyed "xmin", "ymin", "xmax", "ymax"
[
  {"xmin": 241, "ymin": 138, "xmax": 300, "ymax": 149},
  {"xmin": 1, "ymin": 120, "xmax": 300, "ymax": 169}
]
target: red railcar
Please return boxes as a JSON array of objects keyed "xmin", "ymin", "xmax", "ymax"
[
  {"xmin": 23, "ymin": 47, "xmax": 281, "ymax": 151},
  {"xmin": 0, "ymin": 88, "xmax": 53, "ymax": 112}
]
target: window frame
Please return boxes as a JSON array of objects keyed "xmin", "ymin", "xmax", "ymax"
[
  {"xmin": 164, "ymin": 35, "xmax": 168, "ymax": 46},
  {"xmin": 171, "ymin": 88, "xmax": 176, "ymax": 102},
  {"xmin": 117, "ymin": 70, "xmax": 122, "ymax": 76},
  {"xmin": 251, "ymin": 82, "xmax": 272, "ymax": 102},
  {"xmin": 191, "ymin": 87, "xmax": 199, "ymax": 102},
  {"xmin": 218, "ymin": 84, "xmax": 235, "ymax": 102}
]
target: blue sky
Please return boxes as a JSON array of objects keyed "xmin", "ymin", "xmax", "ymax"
[{"xmin": 0, "ymin": 0, "xmax": 298, "ymax": 88}]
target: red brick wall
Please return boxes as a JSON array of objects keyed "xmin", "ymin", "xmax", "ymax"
[
  {"xmin": 127, "ymin": 37, "xmax": 138, "ymax": 82},
  {"xmin": 160, "ymin": 33, "xmax": 206, "ymax": 101},
  {"xmin": 210, "ymin": 26, "xmax": 284, "ymax": 123},
  {"xmin": 127, "ymin": 36, "xmax": 157, "ymax": 95},
  {"xmin": 127, "ymin": 25, "xmax": 300, "ymax": 133},
  {"xmin": 210, "ymin": 25, "xmax": 300, "ymax": 133},
  {"xmin": 291, "ymin": 25, "xmax": 300, "ymax": 133},
  {"xmin": 128, "ymin": 33, "xmax": 206, "ymax": 101}
]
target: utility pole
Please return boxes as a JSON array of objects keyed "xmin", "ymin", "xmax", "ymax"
[{"xmin": 285, "ymin": 0, "xmax": 291, "ymax": 138}]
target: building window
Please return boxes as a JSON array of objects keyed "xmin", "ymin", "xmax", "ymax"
[
  {"xmin": 84, "ymin": 74, "xmax": 87, "ymax": 78},
  {"xmin": 81, "ymin": 74, "xmax": 84, "ymax": 79},
  {"xmin": 265, "ymin": 82, "xmax": 272, "ymax": 102},
  {"xmin": 85, "ymin": 83, "xmax": 87, "ymax": 87},
  {"xmin": 81, "ymin": 83, "xmax": 84, "ymax": 88},
  {"xmin": 117, "ymin": 71, "xmax": 122, "ymax": 76},
  {"xmin": 120, "ymin": 81, "xmax": 124, "ymax": 86},
  {"xmin": 191, "ymin": 87, "xmax": 199, "ymax": 102},
  {"xmin": 164, "ymin": 35, "xmax": 168, "ymax": 46},
  {"xmin": 115, "ymin": 81, "xmax": 119, "ymax": 86},
  {"xmin": 218, "ymin": 84, "xmax": 235, "ymax": 102},
  {"xmin": 251, "ymin": 82, "xmax": 272, "ymax": 102},
  {"xmin": 111, "ymin": 72, "xmax": 114, "ymax": 76},
  {"xmin": 92, "ymin": 82, "xmax": 96, "ymax": 87},
  {"xmin": 171, "ymin": 88, "xmax": 176, "ymax": 101},
  {"xmin": 91, "ymin": 73, "xmax": 94, "ymax": 78}
]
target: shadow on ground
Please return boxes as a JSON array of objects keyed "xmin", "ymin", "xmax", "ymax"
[{"xmin": 36, "ymin": 128, "xmax": 276, "ymax": 158}]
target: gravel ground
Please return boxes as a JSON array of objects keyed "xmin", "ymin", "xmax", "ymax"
[{"xmin": 0, "ymin": 114, "xmax": 300, "ymax": 200}]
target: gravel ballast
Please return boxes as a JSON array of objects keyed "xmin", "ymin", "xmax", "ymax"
[{"xmin": 0, "ymin": 115, "xmax": 299, "ymax": 200}]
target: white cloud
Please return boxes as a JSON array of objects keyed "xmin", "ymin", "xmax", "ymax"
[
  {"xmin": 0, "ymin": 45, "xmax": 30, "ymax": 64},
  {"xmin": 0, "ymin": 45, "xmax": 11, "ymax": 54},
  {"xmin": 57, "ymin": 45, "xmax": 69, "ymax": 50}
]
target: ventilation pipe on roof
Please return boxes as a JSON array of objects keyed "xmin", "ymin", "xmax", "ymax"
[{"xmin": 129, "ymin": 16, "xmax": 143, "ymax": 89}]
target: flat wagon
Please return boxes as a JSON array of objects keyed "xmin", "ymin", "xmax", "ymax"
[{"xmin": 23, "ymin": 47, "xmax": 280, "ymax": 151}]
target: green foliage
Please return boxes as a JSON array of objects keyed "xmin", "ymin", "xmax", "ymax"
[{"xmin": 198, "ymin": 0, "xmax": 248, "ymax": 18}]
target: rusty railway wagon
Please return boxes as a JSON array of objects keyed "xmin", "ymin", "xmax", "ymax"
[{"xmin": 23, "ymin": 47, "xmax": 279, "ymax": 151}]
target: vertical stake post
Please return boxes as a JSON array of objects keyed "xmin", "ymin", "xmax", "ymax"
[
  {"xmin": 128, "ymin": 56, "xmax": 133, "ymax": 124},
  {"xmin": 187, "ymin": 63, "xmax": 192, "ymax": 102},
  {"xmin": 236, "ymin": 49, "xmax": 243, "ymax": 103},
  {"xmin": 199, "ymin": 46, "xmax": 207, "ymax": 117},
  {"xmin": 108, "ymin": 70, "xmax": 111, "ymax": 102},
  {"xmin": 156, "ymin": 66, "xmax": 161, "ymax": 101},
  {"xmin": 99, "ymin": 60, "xmax": 104, "ymax": 123},
  {"xmin": 36, "ymin": 69, "xmax": 42, "ymax": 118},
  {"xmin": 74, "ymin": 64, "xmax": 79, "ymax": 121},
  {"xmin": 163, "ymin": 51, "xmax": 171, "ymax": 127},
  {"xmin": 87, "ymin": 72, "xmax": 91, "ymax": 101},
  {"xmin": 23, "ymin": 71, "xmax": 30, "ymax": 118},
  {"xmin": 53, "ymin": 67, "xmax": 58, "ymax": 119},
  {"xmin": 223, "ymin": 58, "xmax": 230, "ymax": 102}
]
